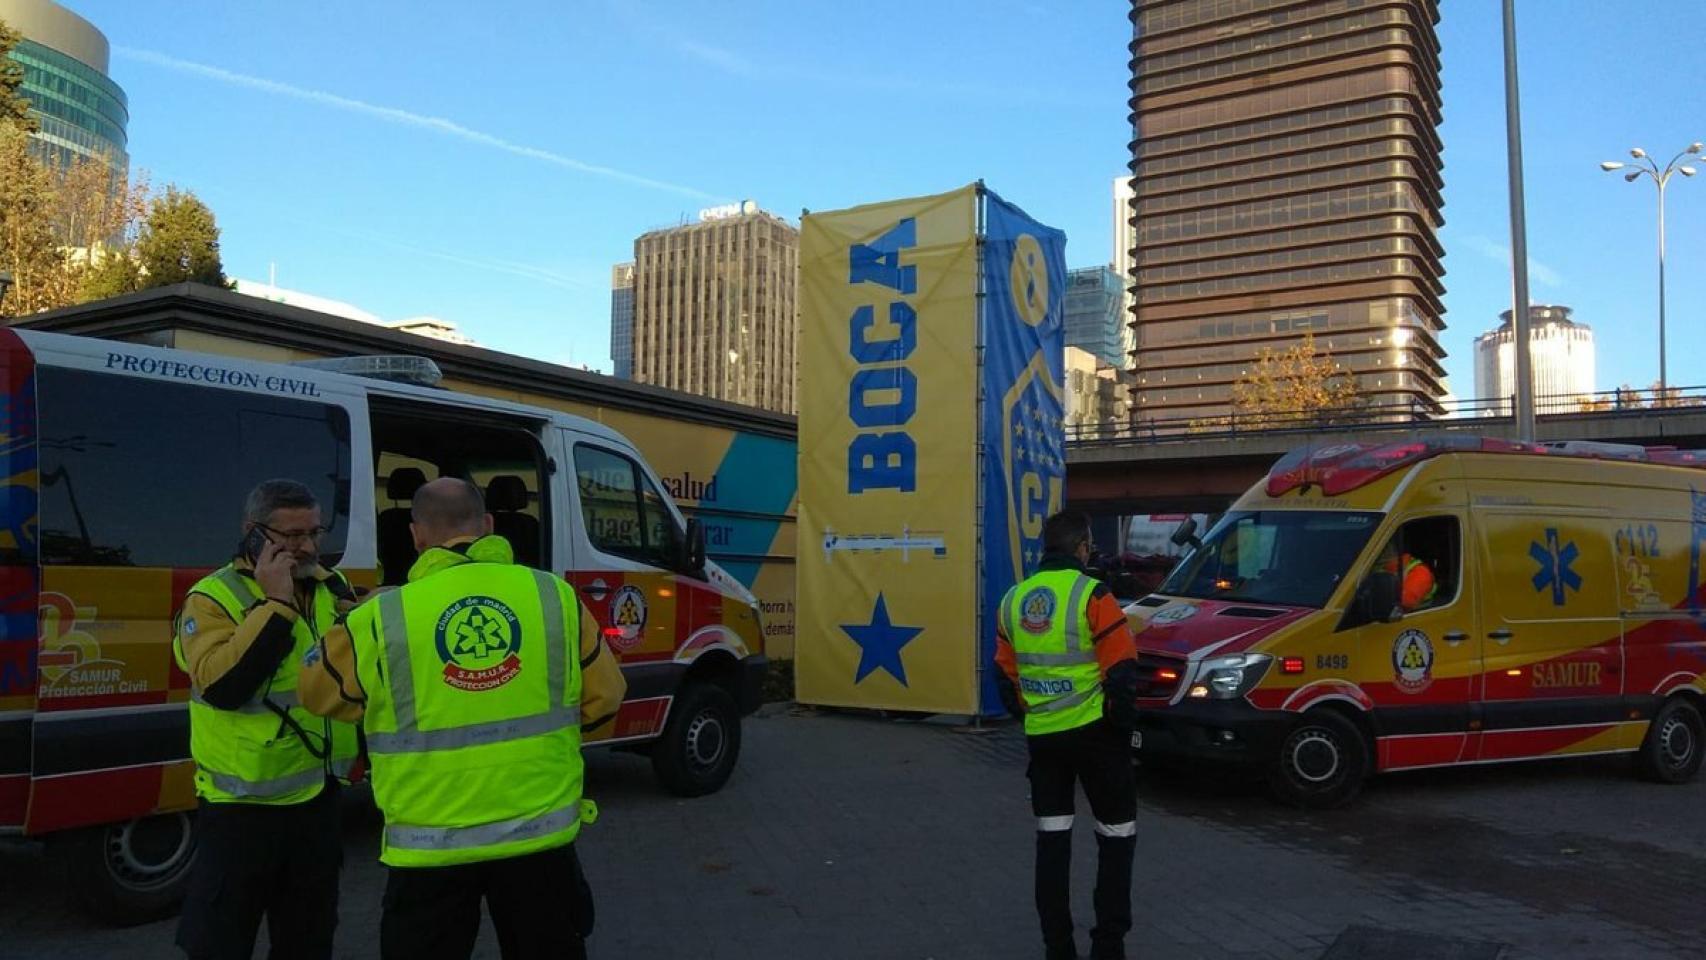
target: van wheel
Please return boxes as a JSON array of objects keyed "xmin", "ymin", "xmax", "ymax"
[
  {"xmin": 1638, "ymin": 698, "xmax": 1705, "ymax": 784},
  {"xmin": 1268, "ymin": 710, "xmax": 1369, "ymax": 809},
  {"xmin": 55, "ymin": 811, "xmax": 197, "ymax": 926},
  {"xmin": 652, "ymin": 682, "xmax": 742, "ymax": 797}
]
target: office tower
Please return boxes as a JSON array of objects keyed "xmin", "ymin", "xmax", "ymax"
[
  {"xmin": 1473, "ymin": 305, "xmax": 1594, "ymax": 414},
  {"xmin": 1, "ymin": 0, "xmax": 127, "ymax": 168},
  {"xmin": 631, "ymin": 202, "xmax": 799, "ymax": 413},
  {"xmin": 1128, "ymin": 0, "xmax": 1447, "ymax": 424}
]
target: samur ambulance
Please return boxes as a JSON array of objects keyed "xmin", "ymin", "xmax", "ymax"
[
  {"xmin": 0, "ymin": 328, "xmax": 767, "ymax": 921},
  {"xmin": 1127, "ymin": 436, "xmax": 1706, "ymax": 808}
]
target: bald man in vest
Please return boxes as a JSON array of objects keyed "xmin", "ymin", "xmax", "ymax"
[{"xmin": 300, "ymin": 478, "xmax": 626, "ymax": 959}]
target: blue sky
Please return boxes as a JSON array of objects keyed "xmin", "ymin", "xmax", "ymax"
[{"xmin": 62, "ymin": 0, "xmax": 1706, "ymax": 394}]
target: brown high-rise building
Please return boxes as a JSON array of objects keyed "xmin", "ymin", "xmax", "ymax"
[
  {"xmin": 631, "ymin": 203, "xmax": 799, "ymax": 413},
  {"xmin": 1126, "ymin": 0, "xmax": 1448, "ymax": 425}
]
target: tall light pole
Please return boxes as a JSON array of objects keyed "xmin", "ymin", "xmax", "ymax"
[
  {"xmin": 1502, "ymin": 0, "xmax": 1536, "ymax": 440},
  {"xmin": 1601, "ymin": 141, "xmax": 1701, "ymax": 401}
]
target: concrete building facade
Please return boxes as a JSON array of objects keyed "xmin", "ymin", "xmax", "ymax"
[
  {"xmin": 610, "ymin": 261, "xmax": 635, "ymax": 380},
  {"xmin": 1473, "ymin": 304, "xmax": 1595, "ymax": 415},
  {"xmin": 1127, "ymin": 0, "xmax": 1447, "ymax": 425},
  {"xmin": 0, "ymin": 0, "xmax": 127, "ymax": 168},
  {"xmin": 631, "ymin": 203, "xmax": 799, "ymax": 413}
]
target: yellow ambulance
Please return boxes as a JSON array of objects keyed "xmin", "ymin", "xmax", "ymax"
[{"xmin": 1127, "ymin": 436, "xmax": 1706, "ymax": 807}]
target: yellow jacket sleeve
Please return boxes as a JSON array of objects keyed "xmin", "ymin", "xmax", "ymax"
[
  {"xmin": 577, "ymin": 599, "xmax": 627, "ymax": 738},
  {"xmin": 177, "ymin": 591, "xmax": 301, "ymax": 709},
  {"xmin": 297, "ymin": 617, "xmax": 366, "ymax": 725}
]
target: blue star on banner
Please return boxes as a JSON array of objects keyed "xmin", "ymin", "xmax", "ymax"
[
  {"xmin": 1529, "ymin": 528, "xmax": 1582, "ymax": 606},
  {"xmin": 841, "ymin": 594, "xmax": 924, "ymax": 685}
]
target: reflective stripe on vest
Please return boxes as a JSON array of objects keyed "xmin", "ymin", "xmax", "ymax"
[
  {"xmin": 176, "ymin": 564, "xmax": 354, "ymax": 805},
  {"xmin": 356, "ymin": 561, "xmax": 586, "ymax": 868},
  {"xmin": 386, "ymin": 802, "xmax": 581, "ymax": 853},
  {"xmin": 205, "ymin": 765, "xmax": 327, "ymax": 800},
  {"xmin": 370, "ymin": 572, "xmax": 570, "ymax": 752},
  {"xmin": 1006, "ymin": 570, "xmax": 1106, "ymax": 735}
]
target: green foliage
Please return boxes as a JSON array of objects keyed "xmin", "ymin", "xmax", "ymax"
[
  {"xmin": 1, "ymin": 17, "xmax": 38, "ymax": 133},
  {"xmin": 135, "ymin": 187, "xmax": 232, "ymax": 290}
]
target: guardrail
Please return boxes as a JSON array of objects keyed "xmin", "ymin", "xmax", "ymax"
[{"xmin": 1066, "ymin": 385, "xmax": 1706, "ymax": 445}]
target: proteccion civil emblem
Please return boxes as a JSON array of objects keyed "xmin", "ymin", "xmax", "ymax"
[
  {"xmin": 608, "ymin": 585, "xmax": 649, "ymax": 652},
  {"xmin": 435, "ymin": 595, "xmax": 523, "ymax": 692},
  {"xmin": 1019, "ymin": 587, "xmax": 1056, "ymax": 634},
  {"xmin": 1392, "ymin": 629, "xmax": 1434, "ymax": 695}
]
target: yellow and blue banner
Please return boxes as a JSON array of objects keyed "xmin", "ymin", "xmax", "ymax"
[
  {"xmin": 795, "ymin": 185, "xmax": 1065, "ymax": 715},
  {"xmin": 979, "ymin": 190, "xmax": 1067, "ymax": 714},
  {"xmin": 796, "ymin": 186, "xmax": 981, "ymax": 713}
]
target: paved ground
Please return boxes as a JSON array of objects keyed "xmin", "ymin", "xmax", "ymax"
[{"xmin": 4, "ymin": 708, "xmax": 1704, "ymax": 959}]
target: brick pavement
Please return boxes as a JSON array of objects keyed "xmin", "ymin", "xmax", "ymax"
[{"xmin": 3, "ymin": 708, "xmax": 1703, "ymax": 959}]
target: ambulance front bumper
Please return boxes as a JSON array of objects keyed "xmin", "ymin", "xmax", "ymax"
[{"xmin": 1132, "ymin": 699, "xmax": 1287, "ymax": 767}]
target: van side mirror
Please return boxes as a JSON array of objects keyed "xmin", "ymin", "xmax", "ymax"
[
  {"xmin": 1170, "ymin": 517, "xmax": 1201, "ymax": 550},
  {"xmin": 681, "ymin": 518, "xmax": 707, "ymax": 575},
  {"xmin": 1363, "ymin": 571, "xmax": 1402, "ymax": 623}
]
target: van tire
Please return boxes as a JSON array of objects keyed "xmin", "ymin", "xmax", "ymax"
[
  {"xmin": 1268, "ymin": 710, "xmax": 1369, "ymax": 809},
  {"xmin": 54, "ymin": 810, "xmax": 197, "ymax": 926},
  {"xmin": 1638, "ymin": 698, "xmax": 1705, "ymax": 784},
  {"xmin": 652, "ymin": 682, "xmax": 742, "ymax": 797}
]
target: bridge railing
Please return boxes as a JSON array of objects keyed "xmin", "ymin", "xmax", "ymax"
[{"xmin": 1066, "ymin": 385, "xmax": 1706, "ymax": 445}]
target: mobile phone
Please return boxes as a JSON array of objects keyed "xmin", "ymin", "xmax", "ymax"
[{"xmin": 240, "ymin": 526, "xmax": 273, "ymax": 565}]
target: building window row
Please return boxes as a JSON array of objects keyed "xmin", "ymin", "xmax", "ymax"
[
  {"xmin": 1140, "ymin": 158, "xmax": 1429, "ymax": 216},
  {"xmin": 1137, "ymin": 0, "xmax": 1407, "ymax": 41},
  {"xmin": 1142, "ymin": 137, "xmax": 1423, "ymax": 199},
  {"xmin": 1138, "ymin": 96, "xmax": 1425, "ymax": 162},
  {"xmin": 1141, "ymin": 18, "xmax": 1421, "ymax": 95},
  {"xmin": 1143, "ymin": 68, "xmax": 1429, "ymax": 140},
  {"xmin": 1141, "ymin": 235, "xmax": 1421, "ymax": 285},
  {"xmin": 1142, "ymin": 182, "xmax": 1423, "ymax": 245},
  {"xmin": 1137, "ymin": 215, "xmax": 1425, "ymax": 267},
  {"xmin": 1140, "ymin": 116, "xmax": 1424, "ymax": 180}
]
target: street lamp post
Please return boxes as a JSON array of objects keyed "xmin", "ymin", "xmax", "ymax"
[{"xmin": 1601, "ymin": 141, "xmax": 1701, "ymax": 401}]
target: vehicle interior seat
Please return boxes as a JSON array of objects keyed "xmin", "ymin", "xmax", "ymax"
[
  {"xmin": 377, "ymin": 467, "xmax": 426, "ymax": 585},
  {"xmin": 486, "ymin": 474, "xmax": 540, "ymax": 568}
]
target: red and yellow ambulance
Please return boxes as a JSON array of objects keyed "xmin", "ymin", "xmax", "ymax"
[
  {"xmin": 1128, "ymin": 436, "xmax": 1706, "ymax": 807},
  {"xmin": 0, "ymin": 328, "xmax": 767, "ymax": 921}
]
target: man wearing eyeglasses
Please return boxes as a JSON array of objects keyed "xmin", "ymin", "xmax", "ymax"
[{"xmin": 172, "ymin": 479, "xmax": 362, "ymax": 960}]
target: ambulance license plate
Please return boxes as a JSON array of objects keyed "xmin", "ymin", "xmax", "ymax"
[{"xmin": 1130, "ymin": 731, "xmax": 1143, "ymax": 750}]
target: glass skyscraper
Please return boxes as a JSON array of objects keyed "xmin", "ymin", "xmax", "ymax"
[
  {"xmin": 1, "ymin": 0, "xmax": 128, "ymax": 169},
  {"xmin": 1064, "ymin": 265, "xmax": 1125, "ymax": 369},
  {"xmin": 1127, "ymin": 0, "xmax": 1447, "ymax": 424}
]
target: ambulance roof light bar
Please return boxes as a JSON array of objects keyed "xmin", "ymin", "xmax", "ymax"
[
  {"xmin": 1267, "ymin": 435, "xmax": 1706, "ymax": 498},
  {"xmin": 291, "ymin": 355, "xmax": 444, "ymax": 387}
]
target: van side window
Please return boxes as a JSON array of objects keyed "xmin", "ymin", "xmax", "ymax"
[
  {"xmin": 575, "ymin": 444, "xmax": 678, "ymax": 568},
  {"xmin": 1364, "ymin": 516, "xmax": 1461, "ymax": 616},
  {"xmin": 36, "ymin": 368, "xmax": 351, "ymax": 568}
]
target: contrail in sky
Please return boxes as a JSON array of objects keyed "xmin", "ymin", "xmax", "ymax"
[{"xmin": 116, "ymin": 47, "xmax": 724, "ymax": 203}]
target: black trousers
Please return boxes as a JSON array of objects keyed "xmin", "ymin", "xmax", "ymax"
[
  {"xmin": 1027, "ymin": 720, "xmax": 1138, "ymax": 960},
  {"xmin": 176, "ymin": 781, "xmax": 342, "ymax": 960},
  {"xmin": 380, "ymin": 843, "xmax": 594, "ymax": 960}
]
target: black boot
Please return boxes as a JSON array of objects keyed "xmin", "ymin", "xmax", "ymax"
[{"xmin": 1088, "ymin": 833, "xmax": 1135, "ymax": 960}]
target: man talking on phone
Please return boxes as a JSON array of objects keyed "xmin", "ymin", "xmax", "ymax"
[{"xmin": 172, "ymin": 479, "xmax": 362, "ymax": 960}]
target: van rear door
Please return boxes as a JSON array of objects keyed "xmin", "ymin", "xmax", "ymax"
[{"xmin": 1475, "ymin": 511, "xmax": 1625, "ymax": 762}]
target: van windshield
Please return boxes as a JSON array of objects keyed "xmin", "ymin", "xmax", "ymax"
[{"xmin": 1158, "ymin": 510, "xmax": 1381, "ymax": 608}]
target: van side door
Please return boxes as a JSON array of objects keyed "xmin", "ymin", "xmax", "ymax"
[
  {"xmin": 1339, "ymin": 512, "xmax": 1480, "ymax": 770},
  {"xmin": 1475, "ymin": 511, "xmax": 1625, "ymax": 762}
]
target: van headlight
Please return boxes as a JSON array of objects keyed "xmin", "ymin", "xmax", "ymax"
[{"xmin": 1186, "ymin": 654, "xmax": 1272, "ymax": 700}]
